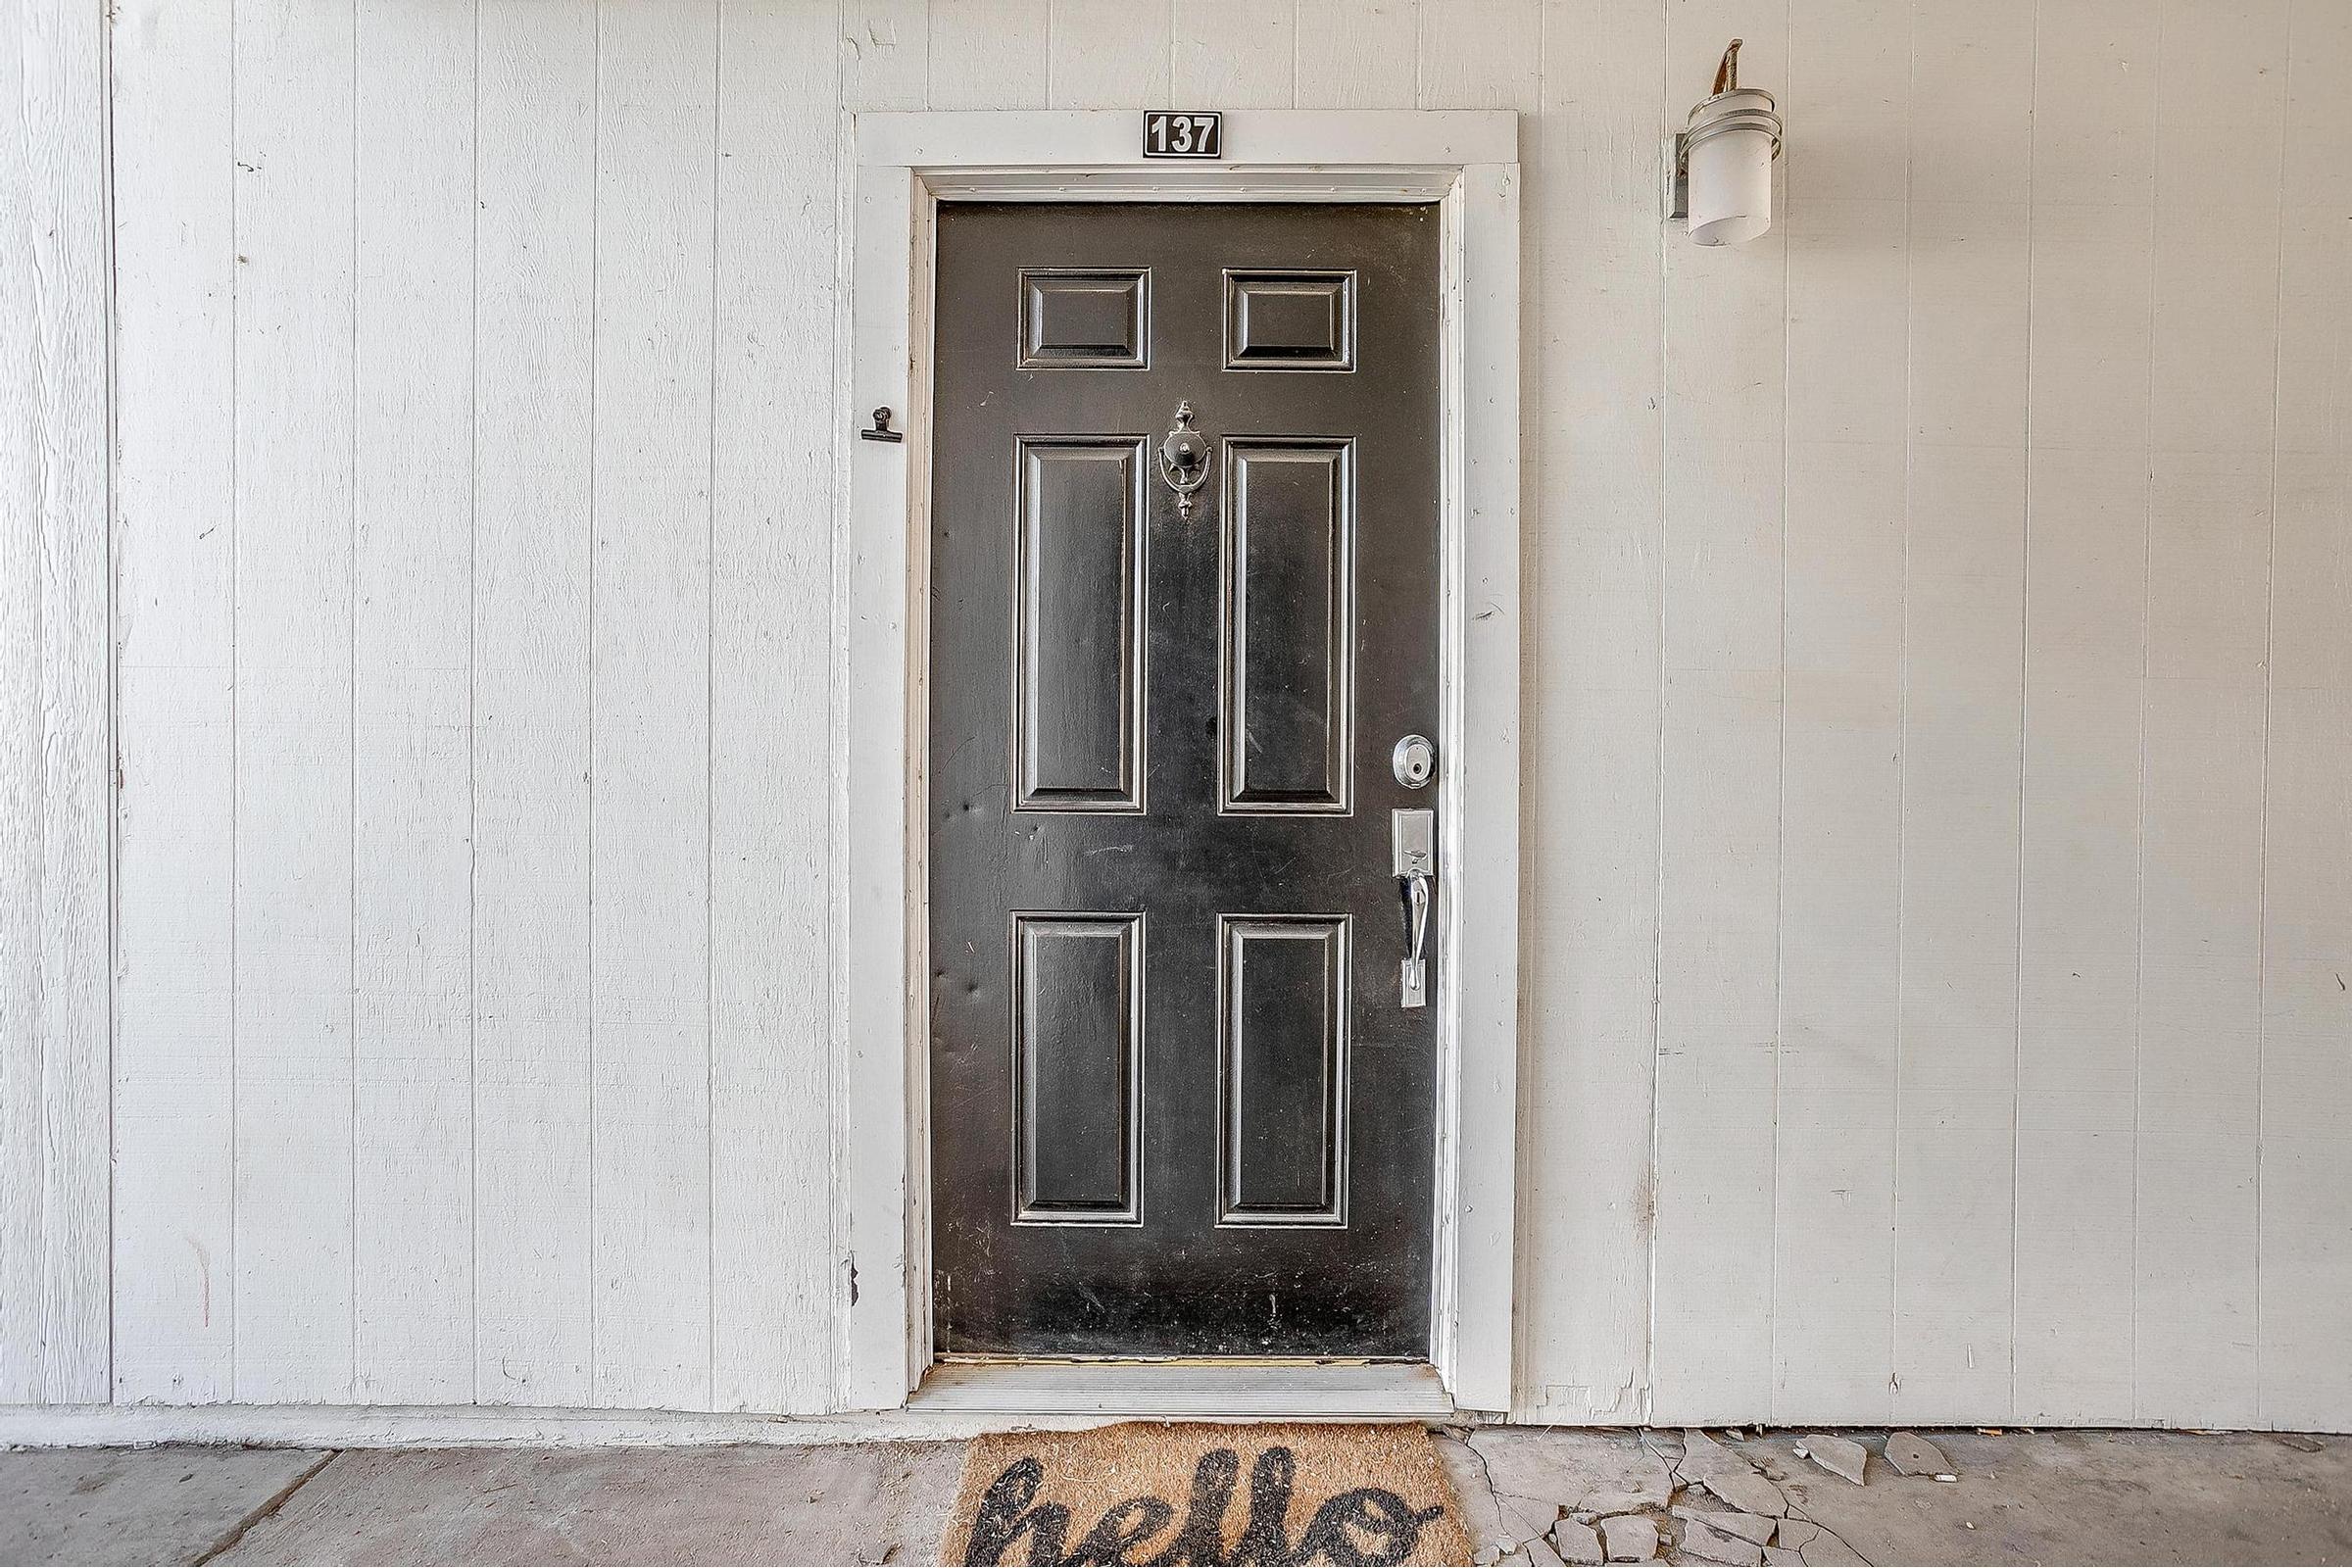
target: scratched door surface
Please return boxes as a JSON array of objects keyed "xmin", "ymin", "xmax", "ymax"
[{"xmin": 928, "ymin": 203, "xmax": 1442, "ymax": 1357}]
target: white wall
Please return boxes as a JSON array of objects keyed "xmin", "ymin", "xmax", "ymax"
[
  {"xmin": 103, "ymin": 0, "xmax": 838, "ymax": 1413},
  {"xmin": 5, "ymin": 0, "xmax": 2347, "ymax": 1427},
  {"xmin": 0, "ymin": 0, "xmax": 110, "ymax": 1407}
]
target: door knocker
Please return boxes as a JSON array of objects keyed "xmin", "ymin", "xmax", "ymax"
[{"xmin": 1158, "ymin": 401, "xmax": 1211, "ymax": 519}]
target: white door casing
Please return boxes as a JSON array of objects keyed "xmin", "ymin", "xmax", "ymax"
[{"xmin": 837, "ymin": 110, "xmax": 1521, "ymax": 1413}]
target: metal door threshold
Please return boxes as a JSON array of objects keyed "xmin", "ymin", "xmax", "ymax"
[{"xmin": 907, "ymin": 1358, "xmax": 1453, "ymax": 1418}]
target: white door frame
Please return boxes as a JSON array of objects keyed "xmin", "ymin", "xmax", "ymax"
[{"xmin": 836, "ymin": 110, "xmax": 1522, "ymax": 1414}]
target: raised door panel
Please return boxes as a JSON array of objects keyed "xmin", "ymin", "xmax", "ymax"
[
  {"xmin": 1220, "ymin": 438, "xmax": 1355, "ymax": 813},
  {"xmin": 1218, "ymin": 914, "xmax": 1349, "ymax": 1226},
  {"xmin": 1014, "ymin": 437, "xmax": 1148, "ymax": 811},
  {"xmin": 1012, "ymin": 913, "xmax": 1144, "ymax": 1224},
  {"xmin": 1020, "ymin": 269, "xmax": 1150, "ymax": 368},
  {"xmin": 1225, "ymin": 270, "xmax": 1355, "ymax": 370}
]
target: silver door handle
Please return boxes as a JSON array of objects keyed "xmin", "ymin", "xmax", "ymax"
[
  {"xmin": 1393, "ymin": 808, "xmax": 1434, "ymax": 1008},
  {"xmin": 1399, "ymin": 871, "xmax": 1432, "ymax": 1008}
]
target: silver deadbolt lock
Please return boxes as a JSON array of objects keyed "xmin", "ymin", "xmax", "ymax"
[{"xmin": 1392, "ymin": 733, "xmax": 1436, "ymax": 789}]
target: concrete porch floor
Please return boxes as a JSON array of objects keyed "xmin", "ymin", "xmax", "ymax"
[{"xmin": 2, "ymin": 1427, "xmax": 2346, "ymax": 1566}]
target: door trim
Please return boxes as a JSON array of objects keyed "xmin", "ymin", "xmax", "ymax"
[
  {"xmin": 838, "ymin": 111, "xmax": 1522, "ymax": 1413},
  {"xmin": 907, "ymin": 1360, "xmax": 1453, "ymax": 1418}
]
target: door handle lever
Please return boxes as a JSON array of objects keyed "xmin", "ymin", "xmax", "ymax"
[
  {"xmin": 1399, "ymin": 872, "xmax": 1432, "ymax": 1009},
  {"xmin": 1392, "ymin": 808, "xmax": 1435, "ymax": 1009}
]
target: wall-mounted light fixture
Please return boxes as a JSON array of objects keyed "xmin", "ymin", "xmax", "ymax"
[{"xmin": 1667, "ymin": 40, "xmax": 1784, "ymax": 246}]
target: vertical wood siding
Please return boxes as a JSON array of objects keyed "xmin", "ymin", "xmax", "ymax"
[
  {"xmin": 2262, "ymin": 0, "xmax": 2352, "ymax": 1433},
  {"xmin": 708, "ymin": 0, "xmax": 841, "ymax": 1415},
  {"xmin": 1519, "ymin": 0, "xmax": 1662, "ymax": 1430},
  {"xmin": 1894, "ymin": 0, "xmax": 2033, "ymax": 1424},
  {"xmin": 111, "ymin": 0, "xmax": 235, "ymax": 1405},
  {"xmin": 1775, "ymin": 0, "xmax": 1907, "ymax": 1425},
  {"xmin": 352, "ymin": 0, "xmax": 475, "ymax": 1407},
  {"xmin": 228, "ymin": 0, "xmax": 359, "ymax": 1404},
  {"xmin": 1, "ymin": 0, "xmax": 110, "ymax": 1405},
  {"xmin": 2135, "ymin": 0, "xmax": 2284, "ymax": 1430},
  {"xmin": 1650, "ymin": 0, "xmax": 1789, "ymax": 1422},
  {"xmin": 585, "ymin": 0, "xmax": 719, "ymax": 1415},
  {"xmin": 2012, "ymin": 0, "xmax": 2158, "ymax": 1423},
  {"xmin": 82, "ymin": 0, "xmax": 2352, "ymax": 1423},
  {"xmin": 470, "ymin": 0, "xmax": 596, "ymax": 1409}
]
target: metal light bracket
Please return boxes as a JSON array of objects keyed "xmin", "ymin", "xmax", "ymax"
[
  {"xmin": 1665, "ymin": 132, "xmax": 1692, "ymax": 221},
  {"xmin": 1665, "ymin": 130, "xmax": 1697, "ymax": 221}
]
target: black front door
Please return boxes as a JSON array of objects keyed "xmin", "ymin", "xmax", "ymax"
[{"xmin": 928, "ymin": 202, "xmax": 1442, "ymax": 1358}]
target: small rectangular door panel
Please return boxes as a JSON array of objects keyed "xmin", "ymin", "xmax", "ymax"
[
  {"xmin": 929, "ymin": 202, "xmax": 1440, "ymax": 1359},
  {"xmin": 1014, "ymin": 438, "xmax": 1148, "ymax": 811},
  {"xmin": 1218, "ymin": 915, "xmax": 1348, "ymax": 1226},
  {"xmin": 1225, "ymin": 270, "xmax": 1355, "ymax": 370},
  {"xmin": 1012, "ymin": 913, "xmax": 1144, "ymax": 1223},
  {"xmin": 1221, "ymin": 439, "xmax": 1353, "ymax": 813},
  {"xmin": 1020, "ymin": 269, "xmax": 1151, "ymax": 368}
]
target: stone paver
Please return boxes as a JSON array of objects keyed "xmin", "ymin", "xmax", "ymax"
[{"xmin": 0, "ymin": 1446, "xmax": 330, "ymax": 1567}]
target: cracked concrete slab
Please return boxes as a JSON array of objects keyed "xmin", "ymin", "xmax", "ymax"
[
  {"xmin": 1881, "ymin": 1434, "xmax": 1947, "ymax": 1479},
  {"xmin": 1463, "ymin": 1428, "xmax": 1673, "ymax": 1521},
  {"xmin": 7, "ymin": 1425, "xmax": 2352, "ymax": 1565},
  {"xmin": 0, "ymin": 1446, "xmax": 330, "ymax": 1567},
  {"xmin": 1681, "ymin": 1515, "xmax": 1765, "ymax": 1566},
  {"xmin": 1697, "ymin": 1467, "xmax": 1787, "ymax": 1518},
  {"xmin": 1599, "ymin": 1512, "xmax": 1659, "ymax": 1562},
  {"xmin": 215, "ymin": 1443, "xmax": 963, "ymax": 1566},
  {"xmin": 1722, "ymin": 1429, "xmax": 2352, "ymax": 1566},
  {"xmin": 1550, "ymin": 1516, "xmax": 1604, "ymax": 1564},
  {"xmin": 1675, "ymin": 1430, "xmax": 1748, "ymax": 1483},
  {"xmin": 1770, "ymin": 1516, "xmax": 1866, "ymax": 1566},
  {"xmin": 1671, "ymin": 1506, "xmax": 1774, "ymax": 1545},
  {"xmin": 1438, "ymin": 1430, "xmax": 1550, "ymax": 1554},
  {"xmin": 1794, "ymin": 1436, "xmax": 1870, "ymax": 1487}
]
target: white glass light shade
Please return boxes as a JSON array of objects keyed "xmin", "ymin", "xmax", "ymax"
[{"xmin": 1683, "ymin": 87, "xmax": 1781, "ymax": 247}]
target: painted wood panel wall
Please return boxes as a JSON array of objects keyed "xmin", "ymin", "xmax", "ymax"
[
  {"xmin": 109, "ymin": 0, "xmax": 843, "ymax": 1414},
  {"xmin": 74, "ymin": 0, "xmax": 2352, "ymax": 1424},
  {"xmin": 0, "ymin": 0, "xmax": 111, "ymax": 1406}
]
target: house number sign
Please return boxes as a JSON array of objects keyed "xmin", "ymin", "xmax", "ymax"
[{"xmin": 1144, "ymin": 111, "xmax": 1222, "ymax": 158}]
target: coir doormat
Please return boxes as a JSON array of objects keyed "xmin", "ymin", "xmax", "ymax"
[{"xmin": 942, "ymin": 1420, "xmax": 1472, "ymax": 1566}]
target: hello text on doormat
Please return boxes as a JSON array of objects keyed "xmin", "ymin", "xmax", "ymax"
[{"xmin": 942, "ymin": 1421, "xmax": 1472, "ymax": 1566}]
